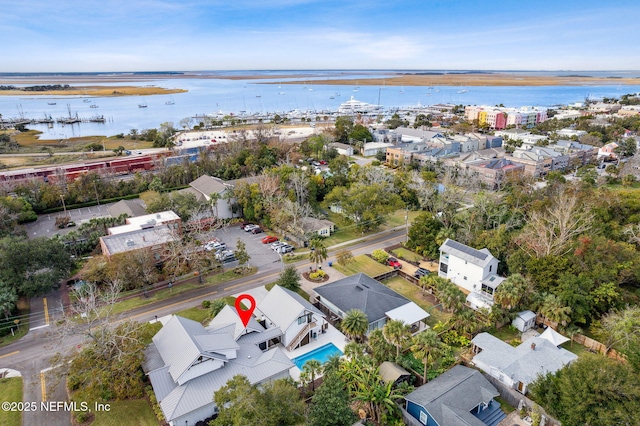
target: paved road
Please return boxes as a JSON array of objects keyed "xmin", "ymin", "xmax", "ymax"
[{"xmin": 0, "ymin": 227, "xmax": 405, "ymax": 426}]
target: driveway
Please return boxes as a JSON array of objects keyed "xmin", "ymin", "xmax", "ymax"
[{"xmin": 22, "ymin": 202, "xmax": 117, "ymax": 239}]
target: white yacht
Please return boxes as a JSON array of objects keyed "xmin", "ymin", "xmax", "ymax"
[{"xmin": 337, "ymin": 96, "xmax": 383, "ymax": 114}]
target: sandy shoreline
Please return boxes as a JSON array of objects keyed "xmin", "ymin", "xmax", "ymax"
[{"xmin": 1, "ymin": 72, "xmax": 638, "ymax": 90}]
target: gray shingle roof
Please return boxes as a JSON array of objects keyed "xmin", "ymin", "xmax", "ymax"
[
  {"xmin": 189, "ymin": 175, "xmax": 229, "ymax": 198},
  {"xmin": 314, "ymin": 273, "xmax": 409, "ymax": 323},
  {"xmin": 404, "ymin": 365, "xmax": 498, "ymax": 426}
]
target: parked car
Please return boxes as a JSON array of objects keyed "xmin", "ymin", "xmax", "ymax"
[
  {"xmin": 251, "ymin": 227, "xmax": 263, "ymax": 234},
  {"xmin": 276, "ymin": 244, "xmax": 294, "ymax": 253},
  {"xmin": 319, "ymin": 160, "xmax": 328, "ymax": 165},
  {"xmin": 271, "ymin": 241, "xmax": 287, "ymax": 250},
  {"xmin": 205, "ymin": 241, "xmax": 226, "ymax": 252},
  {"xmin": 414, "ymin": 267, "xmax": 430, "ymax": 278},
  {"xmin": 387, "ymin": 257, "xmax": 402, "ymax": 269},
  {"xmin": 244, "ymin": 224, "xmax": 259, "ymax": 232},
  {"xmin": 262, "ymin": 236, "xmax": 278, "ymax": 244},
  {"xmin": 215, "ymin": 250, "xmax": 236, "ymax": 262},
  {"xmin": 240, "ymin": 222, "xmax": 253, "ymax": 230}
]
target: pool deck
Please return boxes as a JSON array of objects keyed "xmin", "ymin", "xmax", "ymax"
[{"xmin": 285, "ymin": 323, "xmax": 347, "ymax": 381}]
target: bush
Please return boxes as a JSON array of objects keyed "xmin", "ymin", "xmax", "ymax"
[
  {"xmin": 309, "ymin": 270, "xmax": 327, "ymax": 280},
  {"xmin": 372, "ymin": 249, "xmax": 389, "ymax": 264},
  {"xmin": 201, "ymin": 300, "xmax": 211, "ymax": 309}
]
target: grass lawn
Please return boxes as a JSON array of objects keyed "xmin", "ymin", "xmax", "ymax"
[
  {"xmin": 331, "ymin": 255, "xmax": 391, "ymax": 277},
  {"xmin": 0, "ymin": 377, "xmax": 22, "ymax": 426},
  {"xmin": 561, "ymin": 341, "xmax": 591, "ymax": 358},
  {"xmin": 391, "ymin": 247, "xmax": 423, "ymax": 263},
  {"xmin": 495, "ymin": 396, "xmax": 515, "ymax": 414},
  {"xmin": 487, "ymin": 325, "xmax": 521, "ymax": 343},
  {"xmin": 106, "ymin": 267, "xmax": 256, "ymax": 316},
  {"xmin": 382, "ymin": 276, "xmax": 451, "ymax": 327},
  {"xmin": 175, "ymin": 306, "xmax": 211, "ymax": 324},
  {"xmin": 0, "ymin": 297, "xmax": 29, "ymax": 348}
]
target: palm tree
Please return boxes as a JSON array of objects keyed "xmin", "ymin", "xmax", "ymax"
[
  {"xmin": 302, "ymin": 359, "xmax": 323, "ymax": 392},
  {"xmin": 451, "ymin": 308, "xmax": 481, "ymax": 337},
  {"xmin": 437, "ymin": 280, "xmax": 466, "ymax": 313},
  {"xmin": 344, "ymin": 342, "xmax": 365, "ymax": 360},
  {"xmin": 382, "ymin": 319, "xmax": 411, "ymax": 360},
  {"xmin": 209, "ymin": 191, "xmax": 221, "ymax": 217},
  {"xmin": 410, "ymin": 329, "xmax": 444, "ymax": 384},
  {"xmin": 308, "ymin": 237, "xmax": 328, "ymax": 271},
  {"xmin": 494, "ymin": 273, "xmax": 528, "ymax": 311},
  {"xmin": 341, "ymin": 309, "xmax": 369, "ymax": 342},
  {"xmin": 540, "ymin": 293, "xmax": 572, "ymax": 328}
]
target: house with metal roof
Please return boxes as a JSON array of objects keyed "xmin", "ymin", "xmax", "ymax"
[
  {"xmin": 471, "ymin": 330, "xmax": 577, "ymax": 395},
  {"xmin": 143, "ymin": 315, "xmax": 293, "ymax": 426},
  {"xmin": 438, "ymin": 239, "xmax": 505, "ymax": 310},
  {"xmin": 404, "ymin": 365, "xmax": 505, "ymax": 426},
  {"xmin": 255, "ymin": 285, "xmax": 327, "ymax": 351},
  {"xmin": 313, "ymin": 273, "xmax": 429, "ymax": 335}
]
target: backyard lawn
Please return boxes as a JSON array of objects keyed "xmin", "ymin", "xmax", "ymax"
[
  {"xmin": 382, "ymin": 276, "xmax": 451, "ymax": 327},
  {"xmin": 331, "ymin": 255, "xmax": 391, "ymax": 277},
  {"xmin": 0, "ymin": 377, "xmax": 22, "ymax": 426},
  {"xmin": 391, "ymin": 247, "xmax": 423, "ymax": 263}
]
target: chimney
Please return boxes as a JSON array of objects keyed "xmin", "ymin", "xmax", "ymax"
[{"xmin": 531, "ymin": 343, "xmax": 536, "ymax": 350}]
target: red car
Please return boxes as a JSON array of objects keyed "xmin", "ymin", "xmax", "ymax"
[
  {"xmin": 319, "ymin": 160, "xmax": 328, "ymax": 165},
  {"xmin": 387, "ymin": 257, "xmax": 402, "ymax": 269},
  {"xmin": 262, "ymin": 235, "xmax": 278, "ymax": 244}
]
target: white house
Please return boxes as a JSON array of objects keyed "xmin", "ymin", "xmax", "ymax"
[
  {"xmin": 438, "ymin": 239, "xmax": 505, "ymax": 310},
  {"xmin": 471, "ymin": 329, "xmax": 577, "ymax": 395},
  {"xmin": 143, "ymin": 315, "xmax": 293, "ymax": 426},
  {"xmin": 256, "ymin": 285, "xmax": 327, "ymax": 351}
]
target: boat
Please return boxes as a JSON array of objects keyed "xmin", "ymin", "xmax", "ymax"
[
  {"xmin": 48, "ymin": 102, "xmax": 56, "ymax": 105},
  {"xmin": 165, "ymin": 96, "xmax": 175, "ymax": 105},
  {"xmin": 138, "ymin": 100, "xmax": 148, "ymax": 108},
  {"xmin": 90, "ymin": 104, "xmax": 98, "ymax": 108},
  {"xmin": 337, "ymin": 96, "xmax": 383, "ymax": 115}
]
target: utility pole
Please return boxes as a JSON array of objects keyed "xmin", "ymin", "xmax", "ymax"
[{"xmin": 61, "ymin": 194, "xmax": 68, "ymax": 218}]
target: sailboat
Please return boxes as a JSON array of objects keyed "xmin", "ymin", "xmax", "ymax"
[
  {"xmin": 165, "ymin": 96, "xmax": 175, "ymax": 105},
  {"xmin": 138, "ymin": 98, "xmax": 148, "ymax": 108}
]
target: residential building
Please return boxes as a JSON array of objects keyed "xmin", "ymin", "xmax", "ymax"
[
  {"xmin": 404, "ymin": 365, "xmax": 505, "ymax": 426},
  {"xmin": 555, "ymin": 128, "xmax": 587, "ymax": 138},
  {"xmin": 598, "ymin": 142, "xmax": 619, "ymax": 160},
  {"xmin": 329, "ymin": 142, "xmax": 354, "ymax": 156},
  {"xmin": 182, "ymin": 175, "xmax": 234, "ymax": 219},
  {"xmin": 512, "ymin": 310, "xmax": 537, "ymax": 332},
  {"xmin": 313, "ymin": 273, "xmax": 429, "ymax": 335},
  {"xmin": 363, "ymin": 141, "xmax": 395, "ymax": 157},
  {"xmin": 465, "ymin": 158, "xmax": 524, "ymax": 189},
  {"xmin": 617, "ymin": 105, "xmax": 640, "ymax": 116},
  {"xmin": 143, "ymin": 315, "xmax": 293, "ymax": 426},
  {"xmin": 255, "ymin": 285, "xmax": 327, "ymax": 351},
  {"xmin": 552, "ymin": 140, "xmax": 596, "ymax": 167},
  {"xmin": 392, "ymin": 127, "xmax": 444, "ymax": 143},
  {"xmin": 471, "ymin": 328, "xmax": 577, "ymax": 395},
  {"xmin": 438, "ymin": 239, "xmax": 505, "ymax": 310},
  {"xmin": 107, "ymin": 198, "xmax": 147, "ymax": 218}
]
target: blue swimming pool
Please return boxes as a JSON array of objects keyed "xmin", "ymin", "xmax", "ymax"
[{"xmin": 292, "ymin": 343, "xmax": 343, "ymax": 369}]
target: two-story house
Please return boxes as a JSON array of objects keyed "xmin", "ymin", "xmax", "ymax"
[{"xmin": 438, "ymin": 239, "xmax": 505, "ymax": 310}]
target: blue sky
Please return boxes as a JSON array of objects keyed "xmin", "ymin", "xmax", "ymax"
[{"xmin": 2, "ymin": 0, "xmax": 639, "ymax": 72}]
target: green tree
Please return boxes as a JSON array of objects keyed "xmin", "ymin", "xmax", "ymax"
[
  {"xmin": 539, "ymin": 293, "xmax": 572, "ymax": 328},
  {"xmin": 309, "ymin": 237, "xmax": 327, "ymax": 271},
  {"xmin": 382, "ymin": 319, "xmax": 411, "ymax": 360},
  {"xmin": 367, "ymin": 329, "xmax": 396, "ymax": 363},
  {"xmin": 530, "ymin": 355, "xmax": 640, "ymax": 426},
  {"xmin": 212, "ymin": 375, "xmax": 304, "ymax": 426},
  {"xmin": 209, "ymin": 299, "xmax": 227, "ymax": 319},
  {"xmin": 234, "ymin": 238, "xmax": 250, "ymax": 270},
  {"xmin": 410, "ymin": 329, "xmax": 444, "ymax": 383},
  {"xmin": 336, "ymin": 249, "xmax": 354, "ymax": 267},
  {"xmin": 407, "ymin": 213, "xmax": 444, "ymax": 258},
  {"xmin": 493, "ymin": 273, "xmax": 529, "ymax": 311},
  {"xmin": 307, "ymin": 371, "xmax": 356, "ymax": 426},
  {"xmin": 333, "ymin": 116, "xmax": 354, "ymax": 143},
  {"xmin": 348, "ymin": 124, "xmax": 373, "ymax": 144},
  {"xmin": 276, "ymin": 265, "xmax": 301, "ymax": 291},
  {"xmin": 594, "ymin": 305, "xmax": 640, "ymax": 367},
  {"xmin": 0, "ymin": 236, "xmax": 74, "ymax": 297},
  {"xmin": 341, "ymin": 309, "xmax": 369, "ymax": 342},
  {"xmin": 301, "ymin": 359, "xmax": 323, "ymax": 392}
]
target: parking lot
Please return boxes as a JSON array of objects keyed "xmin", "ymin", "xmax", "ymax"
[{"xmin": 210, "ymin": 224, "xmax": 286, "ymax": 269}]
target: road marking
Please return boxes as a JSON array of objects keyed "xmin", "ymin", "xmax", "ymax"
[
  {"xmin": 43, "ymin": 297, "xmax": 49, "ymax": 326},
  {"xmin": 0, "ymin": 351, "xmax": 19, "ymax": 359},
  {"xmin": 40, "ymin": 371, "xmax": 47, "ymax": 401}
]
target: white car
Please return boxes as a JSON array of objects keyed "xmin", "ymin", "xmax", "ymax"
[
  {"xmin": 276, "ymin": 245, "xmax": 294, "ymax": 253},
  {"xmin": 244, "ymin": 224, "xmax": 259, "ymax": 232}
]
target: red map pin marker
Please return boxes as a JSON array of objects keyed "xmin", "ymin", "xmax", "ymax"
[{"xmin": 235, "ymin": 294, "xmax": 256, "ymax": 328}]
